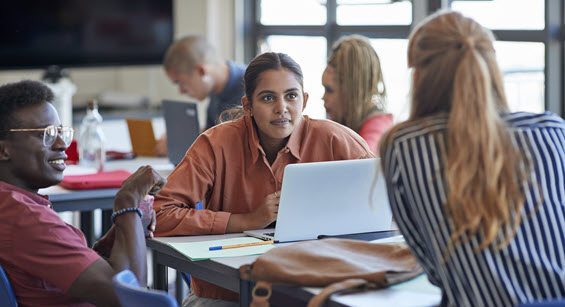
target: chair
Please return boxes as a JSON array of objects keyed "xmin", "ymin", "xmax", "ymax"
[
  {"xmin": 517, "ymin": 299, "xmax": 565, "ymax": 307},
  {"xmin": 0, "ymin": 263, "xmax": 18, "ymax": 307},
  {"xmin": 176, "ymin": 200, "xmax": 203, "ymax": 291},
  {"xmin": 112, "ymin": 270, "xmax": 178, "ymax": 307}
]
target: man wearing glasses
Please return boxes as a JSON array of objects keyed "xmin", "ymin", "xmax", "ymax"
[{"xmin": 0, "ymin": 80, "xmax": 166, "ymax": 306}]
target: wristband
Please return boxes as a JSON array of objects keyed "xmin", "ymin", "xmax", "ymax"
[{"xmin": 111, "ymin": 207, "xmax": 143, "ymax": 224}]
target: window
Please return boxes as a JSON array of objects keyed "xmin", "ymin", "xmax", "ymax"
[
  {"xmin": 337, "ymin": 0, "xmax": 412, "ymax": 25},
  {"xmin": 247, "ymin": 0, "xmax": 563, "ymax": 120},
  {"xmin": 259, "ymin": 36, "xmax": 328, "ymax": 117},
  {"xmin": 259, "ymin": 0, "xmax": 326, "ymax": 25},
  {"xmin": 495, "ymin": 41, "xmax": 545, "ymax": 113},
  {"xmin": 451, "ymin": 0, "xmax": 544, "ymax": 30},
  {"xmin": 451, "ymin": 0, "xmax": 547, "ymax": 113}
]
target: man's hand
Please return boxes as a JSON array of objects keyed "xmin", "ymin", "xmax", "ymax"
[
  {"xmin": 114, "ymin": 166, "xmax": 166, "ymax": 212},
  {"xmin": 146, "ymin": 209, "xmax": 157, "ymax": 238}
]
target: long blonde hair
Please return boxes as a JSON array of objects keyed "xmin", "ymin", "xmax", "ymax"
[
  {"xmin": 327, "ymin": 35, "xmax": 386, "ymax": 132},
  {"xmin": 381, "ymin": 11, "xmax": 531, "ymax": 252}
]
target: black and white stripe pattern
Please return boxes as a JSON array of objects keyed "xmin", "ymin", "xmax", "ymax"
[{"xmin": 382, "ymin": 112, "xmax": 565, "ymax": 307}]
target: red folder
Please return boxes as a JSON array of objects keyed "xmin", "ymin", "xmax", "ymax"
[{"xmin": 59, "ymin": 170, "xmax": 132, "ymax": 190}]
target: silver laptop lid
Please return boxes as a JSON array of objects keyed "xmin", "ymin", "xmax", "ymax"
[
  {"xmin": 162, "ymin": 100, "xmax": 200, "ymax": 166},
  {"xmin": 273, "ymin": 158, "xmax": 392, "ymax": 242}
]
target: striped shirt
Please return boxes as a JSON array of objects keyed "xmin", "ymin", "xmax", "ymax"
[{"xmin": 382, "ymin": 112, "xmax": 565, "ymax": 307}]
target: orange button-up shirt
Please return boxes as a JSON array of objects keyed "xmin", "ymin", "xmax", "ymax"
[{"xmin": 154, "ymin": 115, "xmax": 374, "ymax": 301}]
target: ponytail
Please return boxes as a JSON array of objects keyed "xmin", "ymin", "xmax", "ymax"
[
  {"xmin": 382, "ymin": 11, "xmax": 532, "ymax": 254},
  {"xmin": 446, "ymin": 38, "xmax": 526, "ymax": 252}
]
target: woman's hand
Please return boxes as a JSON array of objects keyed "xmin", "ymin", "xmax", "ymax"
[
  {"xmin": 226, "ymin": 191, "xmax": 280, "ymax": 232},
  {"xmin": 248, "ymin": 191, "xmax": 280, "ymax": 228}
]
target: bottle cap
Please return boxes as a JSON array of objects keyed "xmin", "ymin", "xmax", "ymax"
[{"xmin": 87, "ymin": 99, "xmax": 98, "ymax": 110}]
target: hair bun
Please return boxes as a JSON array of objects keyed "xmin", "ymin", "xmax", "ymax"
[{"xmin": 464, "ymin": 37, "xmax": 475, "ymax": 49}]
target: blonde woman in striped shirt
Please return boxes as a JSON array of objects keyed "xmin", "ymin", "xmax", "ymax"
[{"xmin": 380, "ymin": 11, "xmax": 565, "ymax": 306}]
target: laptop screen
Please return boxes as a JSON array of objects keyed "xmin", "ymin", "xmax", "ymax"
[
  {"xmin": 245, "ymin": 158, "xmax": 393, "ymax": 243},
  {"xmin": 162, "ymin": 100, "xmax": 200, "ymax": 166}
]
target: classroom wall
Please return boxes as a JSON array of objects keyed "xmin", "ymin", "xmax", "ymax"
[{"xmin": 0, "ymin": 0, "xmax": 238, "ymax": 118}]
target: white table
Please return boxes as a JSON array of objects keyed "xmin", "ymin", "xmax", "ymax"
[
  {"xmin": 39, "ymin": 157, "xmax": 174, "ymax": 245},
  {"xmin": 148, "ymin": 234, "xmax": 442, "ymax": 307}
]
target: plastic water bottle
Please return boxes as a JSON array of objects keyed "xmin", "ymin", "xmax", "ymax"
[
  {"xmin": 42, "ymin": 66, "xmax": 76, "ymax": 128},
  {"xmin": 79, "ymin": 100, "xmax": 105, "ymax": 172}
]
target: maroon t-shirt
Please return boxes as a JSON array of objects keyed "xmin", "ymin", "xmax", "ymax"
[{"xmin": 0, "ymin": 181, "xmax": 100, "ymax": 307}]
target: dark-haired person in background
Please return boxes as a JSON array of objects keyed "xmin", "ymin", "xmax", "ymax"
[
  {"xmin": 154, "ymin": 52, "xmax": 374, "ymax": 306},
  {"xmin": 0, "ymin": 80, "xmax": 166, "ymax": 307}
]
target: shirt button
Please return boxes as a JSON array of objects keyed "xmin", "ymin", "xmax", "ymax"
[
  {"xmin": 270, "ymin": 179, "xmax": 275, "ymax": 184},
  {"xmin": 284, "ymin": 148, "xmax": 290, "ymax": 153}
]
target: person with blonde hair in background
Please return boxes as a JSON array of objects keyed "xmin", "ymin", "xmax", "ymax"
[
  {"xmin": 380, "ymin": 11, "xmax": 565, "ymax": 306},
  {"xmin": 322, "ymin": 34, "xmax": 393, "ymax": 154}
]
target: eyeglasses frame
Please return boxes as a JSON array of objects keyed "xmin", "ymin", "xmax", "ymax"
[{"xmin": 5, "ymin": 125, "xmax": 74, "ymax": 147}]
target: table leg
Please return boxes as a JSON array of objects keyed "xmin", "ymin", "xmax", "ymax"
[
  {"xmin": 175, "ymin": 272, "xmax": 186, "ymax": 304},
  {"xmin": 240, "ymin": 279, "xmax": 251, "ymax": 307},
  {"xmin": 80, "ymin": 211, "xmax": 94, "ymax": 247},
  {"xmin": 153, "ymin": 252, "xmax": 168, "ymax": 291},
  {"xmin": 101, "ymin": 209, "xmax": 112, "ymax": 235}
]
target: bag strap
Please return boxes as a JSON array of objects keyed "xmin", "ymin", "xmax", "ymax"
[
  {"xmin": 250, "ymin": 281, "xmax": 272, "ymax": 307},
  {"xmin": 307, "ymin": 278, "xmax": 373, "ymax": 307}
]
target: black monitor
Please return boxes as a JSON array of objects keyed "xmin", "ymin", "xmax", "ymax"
[{"xmin": 0, "ymin": 0, "xmax": 174, "ymax": 70}]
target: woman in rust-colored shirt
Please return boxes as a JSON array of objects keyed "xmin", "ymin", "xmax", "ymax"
[{"xmin": 154, "ymin": 52, "xmax": 374, "ymax": 303}]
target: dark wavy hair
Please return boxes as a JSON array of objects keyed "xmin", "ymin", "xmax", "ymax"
[{"xmin": 0, "ymin": 80, "xmax": 54, "ymax": 138}]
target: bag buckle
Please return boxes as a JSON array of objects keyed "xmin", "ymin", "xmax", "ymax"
[{"xmin": 252, "ymin": 281, "xmax": 272, "ymax": 300}]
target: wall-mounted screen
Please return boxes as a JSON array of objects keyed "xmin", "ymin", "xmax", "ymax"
[{"xmin": 0, "ymin": 0, "xmax": 173, "ymax": 69}]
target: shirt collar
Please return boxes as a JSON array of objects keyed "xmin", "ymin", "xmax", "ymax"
[
  {"xmin": 285, "ymin": 115, "xmax": 306, "ymax": 161},
  {"xmin": 245, "ymin": 115, "xmax": 306, "ymax": 163},
  {"xmin": 0, "ymin": 181, "xmax": 52, "ymax": 207},
  {"xmin": 217, "ymin": 61, "xmax": 243, "ymax": 101}
]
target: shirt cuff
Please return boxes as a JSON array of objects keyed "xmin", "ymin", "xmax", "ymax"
[{"xmin": 211, "ymin": 211, "xmax": 231, "ymax": 234}]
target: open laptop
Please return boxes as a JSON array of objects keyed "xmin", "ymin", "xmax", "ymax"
[
  {"xmin": 162, "ymin": 100, "xmax": 200, "ymax": 166},
  {"xmin": 125, "ymin": 118, "xmax": 157, "ymax": 157},
  {"xmin": 244, "ymin": 158, "xmax": 393, "ymax": 243}
]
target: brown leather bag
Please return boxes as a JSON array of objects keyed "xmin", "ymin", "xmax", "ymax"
[{"xmin": 239, "ymin": 238, "xmax": 422, "ymax": 307}]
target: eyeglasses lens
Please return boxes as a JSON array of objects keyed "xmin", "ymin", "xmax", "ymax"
[
  {"xmin": 43, "ymin": 126, "xmax": 74, "ymax": 147},
  {"xmin": 60, "ymin": 127, "xmax": 74, "ymax": 145}
]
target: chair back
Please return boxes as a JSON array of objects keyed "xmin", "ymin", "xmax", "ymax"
[
  {"xmin": 112, "ymin": 270, "xmax": 178, "ymax": 307},
  {"xmin": 517, "ymin": 300, "xmax": 565, "ymax": 307},
  {"xmin": 0, "ymin": 263, "xmax": 18, "ymax": 307}
]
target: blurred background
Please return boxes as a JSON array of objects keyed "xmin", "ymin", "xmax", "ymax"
[{"xmin": 0, "ymin": 0, "xmax": 557, "ymax": 127}]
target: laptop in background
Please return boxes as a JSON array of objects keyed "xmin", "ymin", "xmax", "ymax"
[
  {"xmin": 162, "ymin": 100, "xmax": 200, "ymax": 166},
  {"xmin": 125, "ymin": 118, "xmax": 157, "ymax": 156},
  {"xmin": 244, "ymin": 158, "xmax": 393, "ymax": 243}
]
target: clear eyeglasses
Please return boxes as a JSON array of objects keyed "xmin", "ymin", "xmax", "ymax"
[{"xmin": 7, "ymin": 125, "xmax": 74, "ymax": 147}]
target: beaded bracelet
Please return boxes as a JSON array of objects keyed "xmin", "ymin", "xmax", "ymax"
[{"xmin": 111, "ymin": 207, "xmax": 143, "ymax": 224}]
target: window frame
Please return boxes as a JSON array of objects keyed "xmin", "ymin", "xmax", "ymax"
[{"xmin": 244, "ymin": 0, "xmax": 565, "ymax": 117}]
